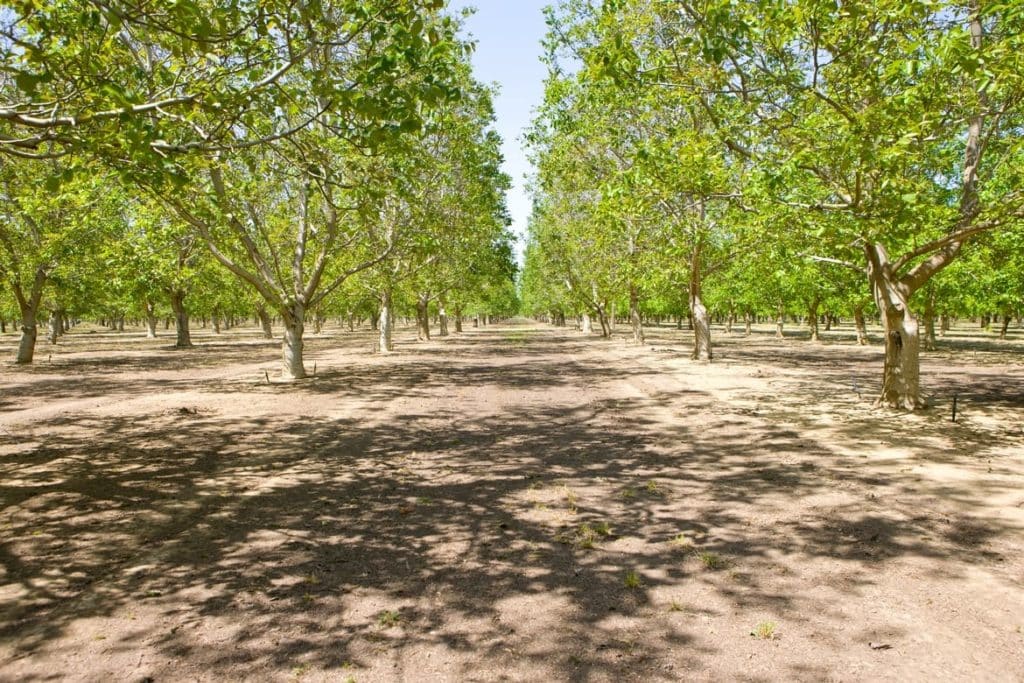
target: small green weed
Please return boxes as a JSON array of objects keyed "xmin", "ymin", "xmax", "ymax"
[
  {"xmin": 623, "ymin": 570, "xmax": 643, "ymax": 589},
  {"xmin": 562, "ymin": 486, "xmax": 579, "ymax": 513},
  {"xmin": 669, "ymin": 533, "xmax": 694, "ymax": 550},
  {"xmin": 565, "ymin": 521, "xmax": 613, "ymax": 549},
  {"xmin": 752, "ymin": 621, "xmax": 777, "ymax": 640},
  {"xmin": 668, "ymin": 599, "xmax": 684, "ymax": 612},
  {"xmin": 377, "ymin": 610, "xmax": 401, "ymax": 628},
  {"xmin": 699, "ymin": 552, "xmax": 725, "ymax": 570}
]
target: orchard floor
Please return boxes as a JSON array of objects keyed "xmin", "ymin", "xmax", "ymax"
[{"xmin": 1, "ymin": 320, "xmax": 1023, "ymax": 682}]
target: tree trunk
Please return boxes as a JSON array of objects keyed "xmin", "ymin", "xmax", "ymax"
[
  {"xmin": 47, "ymin": 309, "xmax": 63, "ymax": 344},
  {"xmin": 16, "ymin": 312, "xmax": 38, "ymax": 364},
  {"xmin": 744, "ymin": 312, "xmax": 752, "ymax": 336},
  {"xmin": 379, "ymin": 289, "xmax": 394, "ymax": 353},
  {"xmin": 13, "ymin": 268, "xmax": 47, "ymax": 362},
  {"xmin": 416, "ymin": 296, "xmax": 430, "ymax": 341},
  {"xmin": 775, "ymin": 302, "xmax": 785, "ymax": 339},
  {"xmin": 807, "ymin": 297, "xmax": 820, "ymax": 342},
  {"xmin": 438, "ymin": 303, "xmax": 449, "ymax": 337},
  {"xmin": 629, "ymin": 283, "xmax": 644, "ymax": 344},
  {"xmin": 939, "ymin": 313, "xmax": 950, "ymax": 337},
  {"xmin": 212, "ymin": 312, "xmax": 221, "ymax": 334},
  {"xmin": 581, "ymin": 312, "xmax": 592, "ymax": 334},
  {"xmin": 169, "ymin": 290, "xmax": 192, "ymax": 348},
  {"xmin": 454, "ymin": 306, "xmax": 463, "ymax": 333},
  {"xmin": 257, "ymin": 306, "xmax": 274, "ymax": 339},
  {"xmin": 866, "ymin": 244, "xmax": 923, "ymax": 409},
  {"xmin": 1000, "ymin": 314, "xmax": 1011, "ymax": 340},
  {"xmin": 854, "ymin": 305, "xmax": 869, "ymax": 346},
  {"xmin": 596, "ymin": 306, "xmax": 611, "ymax": 338},
  {"xmin": 689, "ymin": 260, "xmax": 711, "ymax": 362},
  {"xmin": 922, "ymin": 287, "xmax": 937, "ymax": 351},
  {"xmin": 145, "ymin": 300, "xmax": 158, "ymax": 338},
  {"xmin": 281, "ymin": 303, "xmax": 307, "ymax": 380}
]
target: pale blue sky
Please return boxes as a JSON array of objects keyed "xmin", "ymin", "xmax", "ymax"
[{"xmin": 449, "ymin": 1, "xmax": 551, "ymax": 262}]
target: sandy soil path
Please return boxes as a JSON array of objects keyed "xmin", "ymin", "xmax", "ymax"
[{"xmin": 1, "ymin": 322, "xmax": 1022, "ymax": 681}]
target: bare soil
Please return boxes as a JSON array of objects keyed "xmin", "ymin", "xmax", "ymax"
[{"xmin": 1, "ymin": 320, "xmax": 1022, "ymax": 682}]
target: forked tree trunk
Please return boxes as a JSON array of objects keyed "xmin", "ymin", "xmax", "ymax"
[
  {"xmin": 281, "ymin": 303, "xmax": 306, "ymax": 380},
  {"xmin": 629, "ymin": 283, "xmax": 644, "ymax": 344},
  {"xmin": 13, "ymin": 268, "xmax": 48, "ymax": 362},
  {"xmin": 1000, "ymin": 314, "xmax": 1011, "ymax": 340},
  {"xmin": 866, "ymin": 244, "xmax": 923, "ymax": 410},
  {"xmin": 169, "ymin": 290, "xmax": 192, "ymax": 348},
  {"xmin": 854, "ymin": 305, "xmax": 869, "ymax": 346},
  {"xmin": 379, "ymin": 289, "xmax": 394, "ymax": 353}
]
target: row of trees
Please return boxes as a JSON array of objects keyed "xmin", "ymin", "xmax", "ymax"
[
  {"xmin": 1, "ymin": 2, "xmax": 516, "ymax": 377},
  {"xmin": 522, "ymin": 0, "xmax": 1024, "ymax": 409}
]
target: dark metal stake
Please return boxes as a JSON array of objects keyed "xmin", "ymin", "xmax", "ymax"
[
  {"xmin": 264, "ymin": 370, "xmax": 270, "ymax": 385},
  {"xmin": 313, "ymin": 362, "xmax": 317, "ymax": 376},
  {"xmin": 952, "ymin": 394, "xmax": 958, "ymax": 423}
]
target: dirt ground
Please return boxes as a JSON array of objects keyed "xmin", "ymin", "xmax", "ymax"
[{"xmin": 1, "ymin": 319, "xmax": 1022, "ymax": 682}]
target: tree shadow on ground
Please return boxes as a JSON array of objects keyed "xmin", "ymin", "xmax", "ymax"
[{"xmin": 2, "ymin": 327, "xmax": 1020, "ymax": 680}]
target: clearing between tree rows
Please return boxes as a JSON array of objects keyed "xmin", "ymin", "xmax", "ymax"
[{"xmin": 1, "ymin": 321, "xmax": 1022, "ymax": 681}]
